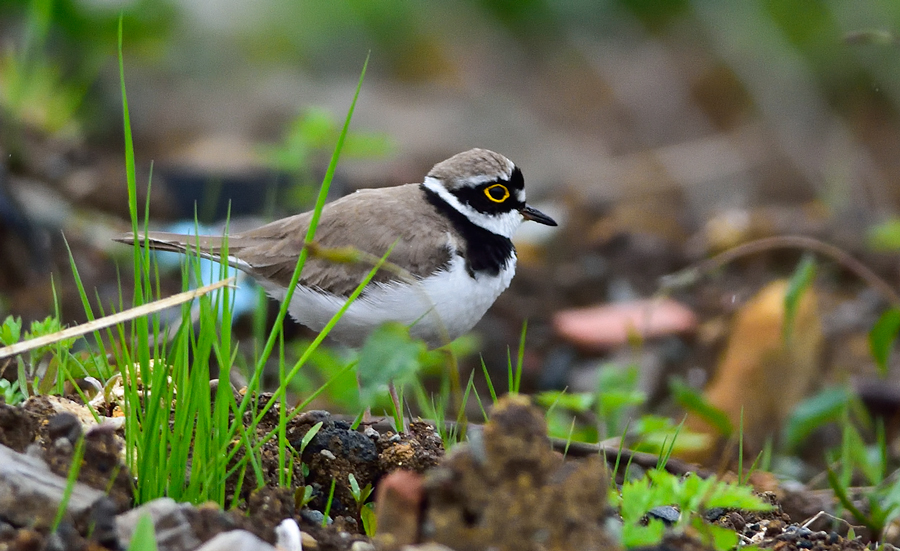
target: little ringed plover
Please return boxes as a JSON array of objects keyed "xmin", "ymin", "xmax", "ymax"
[{"xmin": 117, "ymin": 148, "xmax": 557, "ymax": 348}]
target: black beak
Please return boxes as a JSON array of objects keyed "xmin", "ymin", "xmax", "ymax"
[{"xmin": 521, "ymin": 204, "xmax": 557, "ymax": 226}]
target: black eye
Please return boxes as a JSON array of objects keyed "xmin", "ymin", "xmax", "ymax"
[{"xmin": 484, "ymin": 183, "xmax": 510, "ymax": 203}]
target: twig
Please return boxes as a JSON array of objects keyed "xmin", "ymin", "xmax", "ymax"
[
  {"xmin": 661, "ymin": 235, "xmax": 900, "ymax": 307},
  {"xmin": 801, "ymin": 510, "xmax": 857, "ymax": 531},
  {"xmin": 0, "ymin": 277, "xmax": 235, "ymax": 360}
]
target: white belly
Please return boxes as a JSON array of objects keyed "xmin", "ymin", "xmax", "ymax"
[{"xmin": 262, "ymin": 255, "xmax": 516, "ymax": 348}]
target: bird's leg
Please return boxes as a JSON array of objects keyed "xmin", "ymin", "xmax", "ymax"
[
  {"xmin": 356, "ymin": 375, "xmax": 405, "ymax": 432},
  {"xmin": 388, "ymin": 381, "xmax": 407, "ymax": 433},
  {"xmin": 357, "ymin": 373, "xmax": 372, "ymax": 421}
]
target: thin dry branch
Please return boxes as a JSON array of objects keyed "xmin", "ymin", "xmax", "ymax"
[
  {"xmin": 661, "ymin": 235, "xmax": 900, "ymax": 307},
  {"xmin": 0, "ymin": 277, "xmax": 235, "ymax": 360}
]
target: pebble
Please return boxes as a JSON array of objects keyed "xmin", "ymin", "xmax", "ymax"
[
  {"xmin": 320, "ymin": 449, "xmax": 336, "ymax": 460},
  {"xmin": 301, "ymin": 531, "xmax": 319, "ymax": 549},
  {"xmin": 363, "ymin": 427, "xmax": 379, "ymax": 439},
  {"xmin": 194, "ymin": 530, "xmax": 276, "ymax": 551},
  {"xmin": 44, "ymin": 524, "xmax": 77, "ymax": 551},
  {"xmin": 47, "ymin": 413, "xmax": 82, "ymax": 444},
  {"xmin": 275, "ymin": 519, "xmax": 301, "ymax": 551},
  {"xmin": 780, "ymin": 532, "xmax": 797, "ymax": 542},
  {"xmin": 300, "ymin": 509, "xmax": 328, "ymax": 525},
  {"xmin": 646, "ymin": 505, "xmax": 680, "ymax": 526},
  {"xmin": 350, "ymin": 542, "xmax": 376, "ymax": 551},
  {"xmin": 0, "ymin": 522, "xmax": 15, "ymax": 539}
]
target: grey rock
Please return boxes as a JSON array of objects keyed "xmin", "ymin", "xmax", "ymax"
[
  {"xmin": 646, "ymin": 505, "xmax": 680, "ymax": 525},
  {"xmin": 89, "ymin": 497, "xmax": 121, "ymax": 549},
  {"xmin": 0, "ymin": 443, "xmax": 105, "ymax": 528},
  {"xmin": 116, "ymin": 498, "xmax": 201, "ymax": 551}
]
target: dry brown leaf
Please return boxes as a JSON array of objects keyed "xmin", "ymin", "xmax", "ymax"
[{"xmin": 681, "ymin": 279, "xmax": 823, "ymax": 466}]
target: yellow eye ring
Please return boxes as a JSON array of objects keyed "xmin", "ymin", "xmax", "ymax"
[{"xmin": 484, "ymin": 183, "xmax": 510, "ymax": 203}]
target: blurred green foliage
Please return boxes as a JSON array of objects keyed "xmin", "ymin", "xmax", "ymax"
[
  {"xmin": 537, "ymin": 363, "xmax": 708, "ymax": 455},
  {"xmin": 258, "ymin": 107, "xmax": 393, "ymax": 209},
  {"xmin": 783, "ymin": 386, "xmax": 859, "ymax": 452},
  {"xmin": 260, "ymin": 107, "xmax": 392, "ymax": 174},
  {"xmin": 0, "ymin": 0, "xmax": 175, "ymax": 51},
  {"xmin": 870, "ymin": 308, "xmax": 900, "ymax": 376},
  {"xmin": 868, "ymin": 219, "xmax": 900, "ymax": 251},
  {"xmin": 3, "ymin": 0, "xmax": 900, "ymax": 143},
  {"xmin": 0, "ymin": 0, "xmax": 175, "ymax": 136}
]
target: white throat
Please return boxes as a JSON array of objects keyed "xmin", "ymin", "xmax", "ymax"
[{"xmin": 423, "ymin": 176, "xmax": 524, "ymax": 238}]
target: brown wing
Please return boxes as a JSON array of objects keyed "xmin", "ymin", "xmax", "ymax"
[
  {"xmin": 235, "ymin": 184, "xmax": 458, "ymax": 297},
  {"xmin": 118, "ymin": 184, "xmax": 459, "ymax": 298}
]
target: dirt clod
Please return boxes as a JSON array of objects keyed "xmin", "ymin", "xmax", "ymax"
[
  {"xmin": 0, "ymin": 399, "xmax": 40, "ymax": 452},
  {"xmin": 376, "ymin": 421, "xmax": 444, "ymax": 474},
  {"xmin": 292, "ymin": 412, "xmax": 379, "ymax": 520},
  {"xmin": 377, "ymin": 394, "xmax": 618, "ymax": 551},
  {"xmin": 372, "ymin": 470, "xmax": 424, "ymax": 548}
]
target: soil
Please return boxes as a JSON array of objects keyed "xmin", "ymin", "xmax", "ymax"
[{"xmin": 0, "ymin": 392, "xmax": 888, "ymax": 551}]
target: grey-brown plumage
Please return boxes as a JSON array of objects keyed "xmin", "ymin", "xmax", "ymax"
[{"xmin": 117, "ymin": 184, "xmax": 459, "ymax": 298}]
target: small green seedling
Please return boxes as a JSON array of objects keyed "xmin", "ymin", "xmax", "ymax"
[
  {"xmin": 348, "ymin": 473, "xmax": 376, "ymax": 536},
  {"xmin": 0, "ymin": 379, "xmax": 25, "ymax": 405},
  {"xmin": 296, "ymin": 485, "xmax": 314, "ymax": 509},
  {"xmin": 348, "ymin": 473, "xmax": 374, "ymax": 508}
]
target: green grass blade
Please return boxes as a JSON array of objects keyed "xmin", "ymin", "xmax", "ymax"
[
  {"xmin": 513, "ymin": 320, "xmax": 527, "ymax": 394},
  {"xmin": 870, "ymin": 308, "xmax": 900, "ymax": 377},
  {"xmin": 51, "ymin": 435, "xmax": 85, "ymax": 533},
  {"xmin": 612, "ymin": 418, "xmax": 632, "ymax": 482},
  {"xmin": 783, "ymin": 254, "xmax": 816, "ymax": 344},
  {"xmin": 322, "ymin": 478, "xmax": 337, "ymax": 527},
  {"xmin": 125, "ymin": 514, "xmax": 158, "ymax": 551},
  {"xmin": 669, "ymin": 377, "xmax": 732, "ymax": 437},
  {"xmin": 480, "ymin": 355, "xmax": 497, "ymax": 405}
]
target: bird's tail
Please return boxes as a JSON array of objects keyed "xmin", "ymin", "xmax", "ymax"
[{"xmin": 115, "ymin": 232, "xmax": 231, "ymax": 264}]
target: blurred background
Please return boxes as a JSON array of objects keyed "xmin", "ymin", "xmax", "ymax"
[{"xmin": 4, "ymin": 0, "xmax": 900, "ymax": 464}]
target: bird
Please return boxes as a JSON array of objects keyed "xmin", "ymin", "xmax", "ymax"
[{"xmin": 117, "ymin": 148, "xmax": 557, "ymax": 349}]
